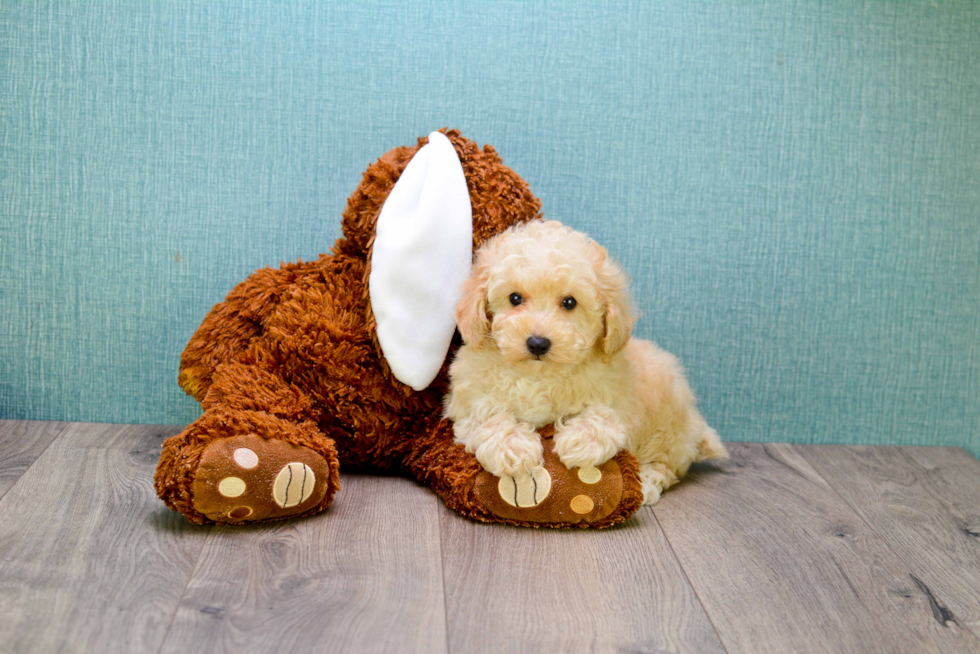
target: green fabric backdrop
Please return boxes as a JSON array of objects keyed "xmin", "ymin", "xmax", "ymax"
[{"xmin": 2, "ymin": 1, "xmax": 978, "ymax": 455}]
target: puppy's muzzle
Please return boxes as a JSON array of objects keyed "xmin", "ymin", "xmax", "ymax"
[{"xmin": 526, "ymin": 336, "xmax": 551, "ymax": 358}]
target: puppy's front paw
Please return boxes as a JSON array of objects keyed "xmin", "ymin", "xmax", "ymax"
[
  {"xmin": 554, "ymin": 410, "xmax": 627, "ymax": 470},
  {"xmin": 473, "ymin": 421, "xmax": 544, "ymax": 478}
]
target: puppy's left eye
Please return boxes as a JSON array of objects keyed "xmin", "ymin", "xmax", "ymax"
[
  {"xmin": 561, "ymin": 296, "xmax": 577, "ymax": 310},
  {"xmin": 509, "ymin": 293, "xmax": 524, "ymax": 306}
]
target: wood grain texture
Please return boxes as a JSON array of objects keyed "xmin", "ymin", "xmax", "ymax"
[
  {"xmin": 440, "ymin": 506, "xmax": 726, "ymax": 654},
  {"xmin": 6, "ymin": 421, "xmax": 980, "ymax": 654},
  {"xmin": 158, "ymin": 474, "xmax": 448, "ymax": 654},
  {"xmin": 0, "ymin": 423, "xmax": 209, "ymax": 654},
  {"xmin": 798, "ymin": 444, "xmax": 980, "ymax": 638},
  {"xmin": 653, "ymin": 443, "xmax": 980, "ymax": 654},
  {"xmin": 0, "ymin": 420, "xmax": 67, "ymax": 499}
]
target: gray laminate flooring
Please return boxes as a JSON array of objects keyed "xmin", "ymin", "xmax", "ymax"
[{"xmin": 0, "ymin": 420, "xmax": 978, "ymax": 654}]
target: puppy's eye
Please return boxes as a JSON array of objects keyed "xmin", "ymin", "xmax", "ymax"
[
  {"xmin": 509, "ymin": 293, "xmax": 523, "ymax": 306},
  {"xmin": 561, "ymin": 296, "xmax": 577, "ymax": 310}
]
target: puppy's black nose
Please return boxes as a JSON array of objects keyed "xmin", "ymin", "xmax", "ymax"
[{"xmin": 526, "ymin": 336, "xmax": 551, "ymax": 357}]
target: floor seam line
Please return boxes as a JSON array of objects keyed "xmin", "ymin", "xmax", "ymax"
[
  {"xmin": 155, "ymin": 526, "xmax": 216, "ymax": 654},
  {"xmin": 650, "ymin": 507, "xmax": 732, "ymax": 654},
  {"xmin": 151, "ymin": 423, "xmax": 214, "ymax": 654},
  {"xmin": 0, "ymin": 421, "xmax": 72, "ymax": 505},
  {"xmin": 437, "ymin": 503, "xmax": 452, "ymax": 654}
]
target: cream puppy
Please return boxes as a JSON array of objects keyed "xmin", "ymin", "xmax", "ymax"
[{"xmin": 445, "ymin": 220, "xmax": 727, "ymax": 505}]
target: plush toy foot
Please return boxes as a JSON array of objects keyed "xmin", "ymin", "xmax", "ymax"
[
  {"xmin": 406, "ymin": 421, "xmax": 644, "ymax": 529},
  {"xmin": 469, "ymin": 425, "xmax": 644, "ymax": 527},
  {"xmin": 190, "ymin": 434, "xmax": 334, "ymax": 523},
  {"xmin": 155, "ymin": 408, "xmax": 341, "ymax": 525}
]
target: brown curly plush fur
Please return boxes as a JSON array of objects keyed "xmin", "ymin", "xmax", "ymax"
[{"xmin": 154, "ymin": 130, "xmax": 643, "ymax": 528}]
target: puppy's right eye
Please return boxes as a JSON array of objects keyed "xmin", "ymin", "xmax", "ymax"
[{"xmin": 509, "ymin": 293, "xmax": 523, "ymax": 306}]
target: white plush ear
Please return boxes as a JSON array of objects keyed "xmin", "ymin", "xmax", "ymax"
[{"xmin": 369, "ymin": 131, "xmax": 473, "ymax": 391}]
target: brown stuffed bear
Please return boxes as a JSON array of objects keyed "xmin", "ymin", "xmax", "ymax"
[{"xmin": 154, "ymin": 130, "xmax": 644, "ymax": 528}]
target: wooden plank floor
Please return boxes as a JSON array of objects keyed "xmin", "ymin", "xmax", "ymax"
[{"xmin": 0, "ymin": 421, "xmax": 978, "ymax": 654}]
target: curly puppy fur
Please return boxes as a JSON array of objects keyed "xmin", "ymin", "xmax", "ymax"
[{"xmin": 446, "ymin": 220, "xmax": 728, "ymax": 504}]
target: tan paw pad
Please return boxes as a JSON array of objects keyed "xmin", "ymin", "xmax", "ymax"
[
  {"xmin": 570, "ymin": 494, "xmax": 594, "ymax": 514},
  {"xmin": 577, "ymin": 466, "xmax": 602, "ymax": 484},
  {"xmin": 273, "ymin": 462, "xmax": 316, "ymax": 508},
  {"xmin": 218, "ymin": 477, "xmax": 246, "ymax": 498},
  {"xmin": 498, "ymin": 468, "xmax": 552, "ymax": 508}
]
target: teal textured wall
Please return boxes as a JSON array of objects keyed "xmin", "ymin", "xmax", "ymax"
[{"xmin": 2, "ymin": 1, "xmax": 978, "ymax": 455}]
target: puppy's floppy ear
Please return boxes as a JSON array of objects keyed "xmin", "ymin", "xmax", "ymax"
[
  {"xmin": 594, "ymin": 247, "xmax": 635, "ymax": 361},
  {"xmin": 455, "ymin": 260, "xmax": 492, "ymax": 348}
]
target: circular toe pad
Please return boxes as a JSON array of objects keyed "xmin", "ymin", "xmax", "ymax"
[
  {"xmin": 218, "ymin": 477, "xmax": 246, "ymax": 497},
  {"xmin": 570, "ymin": 494, "xmax": 594, "ymax": 514},
  {"xmin": 233, "ymin": 448, "xmax": 259, "ymax": 469},
  {"xmin": 577, "ymin": 466, "xmax": 602, "ymax": 484},
  {"xmin": 273, "ymin": 462, "xmax": 316, "ymax": 508},
  {"xmin": 498, "ymin": 468, "xmax": 552, "ymax": 508}
]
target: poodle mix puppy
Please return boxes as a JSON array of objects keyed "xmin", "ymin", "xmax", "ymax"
[{"xmin": 446, "ymin": 220, "xmax": 727, "ymax": 505}]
